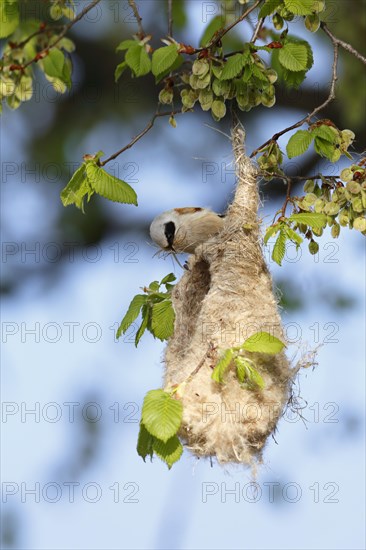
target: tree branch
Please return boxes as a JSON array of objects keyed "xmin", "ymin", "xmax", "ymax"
[
  {"xmin": 261, "ymin": 172, "xmax": 341, "ymax": 221},
  {"xmin": 250, "ymin": 17, "xmax": 265, "ymax": 43},
  {"xmin": 250, "ymin": 36, "xmax": 339, "ymax": 158},
  {"xmin": 260, "ymin": 172, "xmax": 340, "ymax": 182},
  {"xmin": 251, "ymin": 20, "xmax": 366, "ymax": 158},
  {"xmin": 308, "ymin": 42, "xmax": 338, "ymax": 121},
  {"xmin": 128, "ymin": 0, "xmax": 145, "ymax": 38},
  {"xmin": 281, "ymin": 176, "xmax": 292, "ymax": 217},
  {"xmin": 6, "ymin": 0, "xmax": 102, "ymax": 70},
  {"xmin": 99, "ymin": 109, "xmax": 183, "ymax": 166},
  {"xmin": 207, "ymin": 0, "xmax": 263, "ymax": 48},
  {"xmin": 12, "ymin": 25, "xmax": 62, "ymax": 51},
  {"xmin": 49, "ymin": 0, "xmax": 102, "ymax": 49},
  {"xmin": 321, "ymin": 22, "xmax": 366, "ymax": 65}
]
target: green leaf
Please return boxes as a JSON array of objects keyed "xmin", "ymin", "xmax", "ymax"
[
  {"xmin": 153, "ymin": 292, "xmax": 172, "ymax": 300},
  {"xmin": 165, "ymin": 283, "xmax": 176, "ymax": 291},
  {"xmin": 58, "ymin": 38, "xmax": 75, "ymax": 53},
  {"xmin": 0, "ymin": 0, "xmax": 19, "ymax": 38},
  {"xmin": 117, "ymin": 294, "xmax": 147, "ymax": 338},
  {"xmin": 86, "ymin": 150, "xmax": 105, "ymax": 163},
  {"xmin": 314, "ymin": 131, "xmax": 340, "ymax": 160},
  {"xmin": 142, "ymin": 389, "xmax": 183, "ymax": 443},
  {"xmin": 152, "ymin": 44, "xmax": 179, "ymax": 77},
  {"xmin": 272, "ymin": 38, "xmax": 313, "ymax": 88},
  {"xmin": 314, "ymin": 138, "xmax": 335, "ymax": 160},
  {"xmin": 60, "ymin": 164, "xmax": 92, "ymax": 210},
  {"xmin": 246, "ymin": 366, "xmax": 265, "ymax": 390},
  {"xmin": 272, "ymin": 228, "xmax": 287, "ymax": 266},
  {"xmin": 289, "ymin": 212, "xmax": 327, "ymax": 229},
  {"xmin": 242, "ymin": 64, "xmax": 253, "ymax": 83},
  {"xmin": 152, "ymin": 435, "xmax": 183, "ymax": 469},
  {"xmin": 235, "ymin": 356, "xmax": 249, "ymax": 383},
  {"xmin": 314, "ymin": 137, "xmax": 339, "ymax": 161},
  {"xmin": 286, "ymin": 130, "xmax": 313, "ymax": 158},
  {"xmin": 284, "ymin": 226, "xmax": 303, "ymax": 246},
  {"xmin": 282, "ymin": 69, "xmax": 307, "ymax": 88},
  {"xmin": 149, "ymin": 281, "xmax": 160, "ymax": 292},
  {"xmin": 151, "ymin": 300, "xmax": 175, "ymax": 341},
  {"xmin": 264, "ymin": 224, "xmax": 282, "ymax": 245},
  {"xmin": 125, "ymin": 44, "xmax": 151, "ymax": 77},
  {"xmin": 115, "ymin": 61, "xmax": 127, "ymax": 82},
  {"xmin": 161, "ymin": 273, "xmax": 176, "ymax": 285},
  {"xmin": 212, "ymin": 64, "xmax": 223, "ymax": 79},
  {"xmin": 211, "ymin": 349, "xmax": 234, "ymax": 383},
  {"xmin": 220, "ymin": 54, "xmax": 246, "ymax": 80},
  {"xmin": 154, "ymin": 55, "xmax": 183, "ymax": 83},
  {"xmin": 50, "ymin": 3, "xmax": 63, "ymax": 20},
  {"xmin": 137, "ymin": 423, "xmax": 154, "ymax": 462},
  {"xmin": 42, "ymin": 49, "xmax": 65, "ymax": 79},
  {"xmin": 61, "ymin": 6, "xmax": 75, "ymax": 20},
  {"xmin": 304, "ymin": 40, "xmax": 314, "ymax": 70},
  {"xmin": 242, "ymin": 332, "xmax": 286, "ymax": 354},
  {"xmin": 116, "ymin": 39, "xmax": 138, "ymax": 52},
  {"xmin": 135, "ymin": 305, "xmax": 150, "ymax": 346},
  {"xmin": 61, "ymin": 57, "xmax": 72, "ymax": 89},
  {"xmin": 235, "ymin": 357, "xmax": 265, "ymax": 390},
  {"xmin": 279, "ymin": 43, "xmax": 308, "ymax": 72},
  {"xmin": 305, "ymin": 13, "xmax": 320, "ymax": 32},
  {"xmin": 251, "ymin": 63, "xmax": 269, "ymax": 83},
  {"xmin": 200, "ymin": 15, "xmax": 225, "ymax": 47},
  {"xmin": 259, "ymin": 0, "xmax": 283, "ymax": 18},
  {"xmin": 311, "ymin": 125, "xmax": 338, "ymax": 143},
  {"xmin": 85, "ymin": 164, "xmax": 138, "ymax": 205},
  {"xmin": 284, "ymin": 0, "xmax": 315, "ymax": 15}
]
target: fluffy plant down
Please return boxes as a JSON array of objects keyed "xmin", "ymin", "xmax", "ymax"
[{"xmin": 164, "ymin": 123, "xmax": 295, "ymax": 466}]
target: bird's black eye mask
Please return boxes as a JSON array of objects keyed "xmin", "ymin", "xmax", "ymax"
[{"xmin": 164, "ymin": 221, "xmax": 176, "ymax": 249}]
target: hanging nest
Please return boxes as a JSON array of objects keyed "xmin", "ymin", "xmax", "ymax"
[{"xmin": 164, "ymin": 123, "xmax": 296, "ymax": 466}]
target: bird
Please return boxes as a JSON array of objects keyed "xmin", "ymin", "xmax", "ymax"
[{"xmin": 150, "ymin": 207, "xmax": 224, "ymax": 254}]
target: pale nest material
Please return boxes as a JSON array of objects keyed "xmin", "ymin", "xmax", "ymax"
[{"xmin": 164, "ymin": 124, "xmax": 294, "ymax": 466}]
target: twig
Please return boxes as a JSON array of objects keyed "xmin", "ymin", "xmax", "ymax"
[
  {"xmin": 12, "ymin": 25, "xmax": 62, "ymax": 50},
  {"xmin": 1, "ymin": 25, "xmax": 56, "ymax": 62},
  {"xmin": 321, "ymin": 22, "xmax": 366, "ymax": 65},
  {"xmin": 170, "ymin": 342, "xmax": 215, "ymax": 396},
  {"xmin": 128, "ymin": 0, "xmax": 145, "ymax": 38},
  {"xmin": 250, "ymin": 17, "xmax": 265, "ymax": 43},
  {"xmin": 99, "ymin": 109, "xmax": 183, "ymax": 166},
  {"xmin": 6, "ymin": 0, "xmax": 102, "ymax": 70},
  {"xmin": 250, "ymin": 37, "xmax": 339, "ymax": 158},
  {"xmin": 207, "ymin": 0, "xmax": 263, "ymax": 48},
  {"xmin": 263, "ymin": 171, "xmax": 341, "ymax": 221},
  {"xmin": 251, "ymin": 20, "xmax": 366, "ymax": 158},
  {"xmin": 281, "ymin": 176, "xmax": 292, "ymax": 217},
  {"xmin": 49, "ymin": 0, "xmax": 102, "ymax": 50},
  {"xmin": 308, "ymin": 41, "xmax": 338, "ymax": 121},
  {"xmin": 260, "ymin": 172, "xmax": 340, "ymax": 182},
  {"xmin": 186, "ymin": 343, "xmax": 215, "ymax": 382},
  {"xmin": 168, "ymin": 0, "xmax": 173, "ymax": 37}
]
